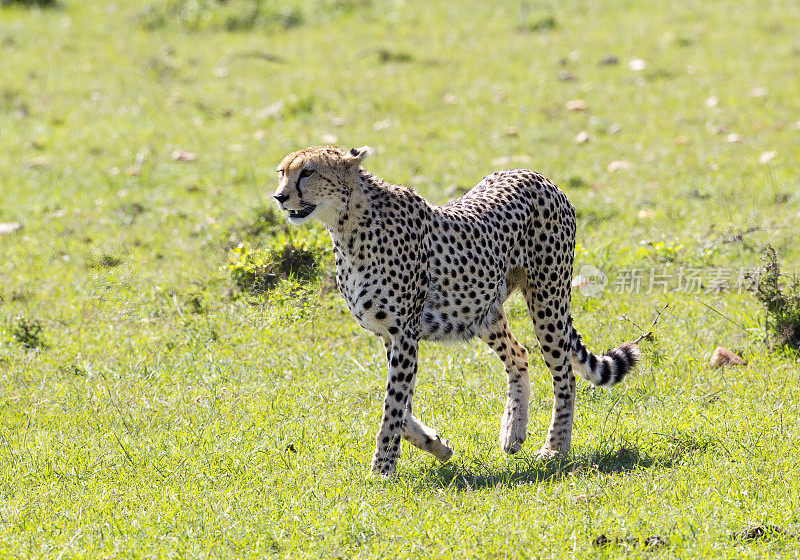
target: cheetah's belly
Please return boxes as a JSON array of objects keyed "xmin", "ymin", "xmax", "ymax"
[{"xmin": 418, "ymin": 280, "xmax": 506, "ymax": 341}]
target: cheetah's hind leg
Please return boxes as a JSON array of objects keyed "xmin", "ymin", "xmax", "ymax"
[{"xmin": 480, "ymin": 317, "xmax": 531, "ymax": 455}]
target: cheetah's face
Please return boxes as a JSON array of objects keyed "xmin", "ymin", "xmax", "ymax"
[
  {"xmin": 274, "ymin": 145, "xmax": 371, "ymax": 226},
  {"xmin": 273, "ymin": 161, "xmax": 324, "ymax": 225}
]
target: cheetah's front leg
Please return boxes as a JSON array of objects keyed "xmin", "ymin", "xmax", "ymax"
[
  {"xmin": 375, "ymin": 338, "xmax": 453, "ymax": 469},
  {"xmin": 371, "ymin": 334, "xmax": 419, "ymax": 477},
  {"xmin": 401, "ymin": 396, "xmax": 454, "ymax": 462}
]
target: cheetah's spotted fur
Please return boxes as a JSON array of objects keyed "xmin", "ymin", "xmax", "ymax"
[{"xmin": 274, "ymin": 146, "xmax": 640, "ymax": 476}]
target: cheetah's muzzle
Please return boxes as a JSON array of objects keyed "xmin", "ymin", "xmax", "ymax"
[{"xmin": 287, "ymin": 203, "xmax": 316, "ymax": 219}]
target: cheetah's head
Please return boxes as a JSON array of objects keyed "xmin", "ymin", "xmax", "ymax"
[{"xmin": 274, "ymin": 145, "xmax": 371, "ymax": 226}]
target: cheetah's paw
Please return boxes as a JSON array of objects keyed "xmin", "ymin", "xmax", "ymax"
[
  {"xmin": 500, "ymin": 427, "xmax": 527, "ymax": 454},
  {"xmin": 535, "ymin": 445, "xmax": 565, "ymax": 461},
  {"xmin": 432, "ymin": 438, "xmax": 454, "ymax": 462}
]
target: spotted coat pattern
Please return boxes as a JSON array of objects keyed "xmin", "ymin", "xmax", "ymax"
[{"xmin": 274, "ymin": 146, "xmax": 640, "ymax": 477}]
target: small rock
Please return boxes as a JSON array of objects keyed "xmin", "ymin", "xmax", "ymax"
[
  {"xmin": 749, "ymin": 86, "xmax": 768, "ymax": 98},
  {"xmin": 213, "ymin": 66, "xmax": 229, "ymax": 78},
  {"xmin": 257, "ymin": 101, "xmax": 284, "ymax": 119},
  {"xmin": 759, "ymin": 151, "xmax": 777, "ymax": 163},
  {"xmin": 0, "ymin": 222, "xmax": 22, "ymax": 235},
  {"xmin": 372, "ymin": 119, "xmax": 392, "ymax": 131},
  {"xmin": 23, "ymin": 156, "xmax": 49, "ymax": 169},
  {"xmin": 725, "ymin": 133, "xmax": 744, "ymax": 143},
  {"xmin": 600, "ymin": 54, "xmax": 619, "ymax": 65},
  {"xmin": 638, "ymin": 208, "xmax": 655, "ymax": 219},
  {"xmin": 628, "ymin": 59, "xmax": 646, "ymax": 71},
  {"xmin": 558, "ymin": 70, "xmax": 577, "ymax": 82},
  {"xmin": 574, "ymin": 131, "xmax": 590, "ymax": 143},
  {"xmin": 674, "ymin": 135, "xmax": 691, "ymax": 145},
  {"xmin": 566, "ymin": 99, "xmax": 587, "ymax": 112},
  {"xmin": 442, "ymin": 93, "xmax": 459, "ymax": 105},
  {"xmin": 710, "ymin": 346, "xmax": 747, "ymax": 368},
  {"xmin": 607, "ymin": 160, "xmax": 631, "ymax": 172},
  {"xmin": 705, "ymin": 96, "xmax": 719, "ymax": 108},
  {"xmin": 172, "ymin": 149, "xmax": 197, "ymax": 162}
]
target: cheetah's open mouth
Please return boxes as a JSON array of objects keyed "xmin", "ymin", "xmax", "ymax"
[{"xmin": 287, "ymin": 203, "xmax": 316, "ymax": 219}]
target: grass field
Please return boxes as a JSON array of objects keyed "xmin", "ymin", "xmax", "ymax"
[{"xmin": 2, "ymin": 0, "xmax": 800, "ymax": 557}]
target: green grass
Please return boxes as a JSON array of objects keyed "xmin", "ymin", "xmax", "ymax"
[{"xmin": 2, "ymin": 0, "xmax": 800, "ymax": 557}]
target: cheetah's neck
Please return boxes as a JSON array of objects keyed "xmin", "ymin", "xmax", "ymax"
[{"xmin": 324, "ymin": 169, "xmax": 380, "ymax": 257}]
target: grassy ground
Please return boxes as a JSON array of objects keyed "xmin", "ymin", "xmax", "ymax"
[{"xmin": 2, "ymin": 0, "xmax": 800, "ymax": 557}]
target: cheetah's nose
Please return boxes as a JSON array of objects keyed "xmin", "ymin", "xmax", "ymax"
[{"xmin": 274, "ymin": 192, "xmax": 289, "ymax": 204}]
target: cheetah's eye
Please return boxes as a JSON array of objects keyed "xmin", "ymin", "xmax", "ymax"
[
  {"xmin": 277, "ymin": 169, "xmax": 285, "ymax": 178},
  {"xmin": 299, "ymin": 168, "xmax": 315, "ymax": 179}
]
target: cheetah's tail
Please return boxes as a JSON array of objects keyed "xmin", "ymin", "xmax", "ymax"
[{"xmin": 568, "ymin": 325, "xmax": 640, "ymax": 388}]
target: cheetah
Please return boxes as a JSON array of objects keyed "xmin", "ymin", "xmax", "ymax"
[{"xmin": 274, "ymin": 145, "xmax": 640, "ymax": 477}]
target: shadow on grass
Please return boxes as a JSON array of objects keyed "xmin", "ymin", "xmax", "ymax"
[{"xmin": 415, "ymin": 443, "xmax": 690, "ymax": 491}]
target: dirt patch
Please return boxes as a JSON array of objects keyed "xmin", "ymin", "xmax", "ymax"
[
  {"xmin": 116, "ymin": 202, "xmax": 146, "ymax": 226},
  {"xmin": 377, "ymin": 48, "xmax": 414, "ymax": 63},
  {"xmin": 733, "ymin": 525, "xmax": 794, "ymax": 542},
  {"xmin": 88, "ymin": 254, "xmax": 123, "ymax": 269},
  {"xmin": 517, "ymin": 15, "xmax": 557, "ymax": 33},
  {"xmin": 593, "ymin": 534, "xmax": 667, "ymax": 551}
]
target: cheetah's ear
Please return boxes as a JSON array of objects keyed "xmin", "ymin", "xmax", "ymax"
[{"xmin": 342, "ymin": 146, "xmax": 372, "ymax": 167}]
